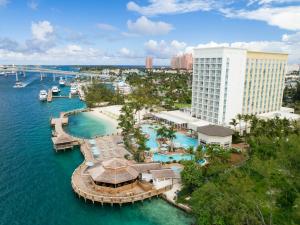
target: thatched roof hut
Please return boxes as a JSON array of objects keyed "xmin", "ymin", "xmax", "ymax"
[{"xmin": 88, "ymin": 158, "xmax": 139, "ymax": 185}]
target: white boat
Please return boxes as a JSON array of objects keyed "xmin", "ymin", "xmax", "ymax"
[
  {"xmin": 51, "ymin": 86, "xmax": 60, "ymax": 94},
  {"xmin": 13, "ymin": 81, "xmax": 26, "ymax": 88},
  {"xmin": 39, "ymin": 90, "xmax": 48, "ymax": 101},
  {"xmin": 13, "ymin": 72, "xmax": 25, "ymax": 88},
  {"xmin": 59, "ymin": 77, "xmax": 66, "ymax": 86},
  {"xmin": 70, "ymin": 85, "xmax": 78, "ymax": 95}
]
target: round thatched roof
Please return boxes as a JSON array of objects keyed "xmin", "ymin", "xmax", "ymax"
[{"xmin": 88, "ymin": 158, "xmax": 139, "ymax": 185}]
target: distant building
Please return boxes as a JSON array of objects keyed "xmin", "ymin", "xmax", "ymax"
[
  {"xmin": 192, "ymin": 47, "xmax": 289, "ymax": 125},
  {"xmin": 145, "ymin": 56, "xmax": 153, "ymax": 69},
  {"xmin": 170, "ymin": 53, "xmax": 193, "ymax": 70}
]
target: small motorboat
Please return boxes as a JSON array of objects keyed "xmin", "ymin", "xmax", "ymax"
[
  {"xmin": 39, "ymin": 90, "xmax": 48, "ymax": 101},
  {"xmin": 51, "ymin": 86, "xmax": 60, "ymax": 95},
  {"xmin": 59, "ymin": 77, "xmax": 66, "ymax": 86},
  {"xmin": 13, "ymin": 81, "xmax": 26, "ymax": 88},
  {"xmin": 13, "ymin": 72, "xmax": 25, "ymax": 88}
]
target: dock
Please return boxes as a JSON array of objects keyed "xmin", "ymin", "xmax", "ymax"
[
  {"xmin": 50, "ymin": 113, "xmax": 81, "ymax": 151},
  {"xmin": 47, "ymin": 89, "xmax": 52, "ymax": 102}
]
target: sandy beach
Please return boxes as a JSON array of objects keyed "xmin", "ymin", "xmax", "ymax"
[{"xmin": 88, "ymin": 107, "xmax": 121, "ymax": 132}]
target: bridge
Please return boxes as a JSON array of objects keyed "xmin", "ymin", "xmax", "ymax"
[{"xmin": 0, "ymin": 65, "xmax": 109, "ymax": 78}]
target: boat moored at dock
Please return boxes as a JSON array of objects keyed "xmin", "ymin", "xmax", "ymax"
[
  {"xmin": 39, "ymin": 90, "xmax": 48, "ymax": 101},
  {"xmin": 59, "ymin": 77, "xmax": 66, "ymax": 86},
  {"xmin": 51, "ymin": 86, "xmax": 60, "ymax": 95}
]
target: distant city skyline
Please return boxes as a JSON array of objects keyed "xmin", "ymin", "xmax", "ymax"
[{"xmin": 0, "ymin": 0, "xmax": 299, "ymax": 65}]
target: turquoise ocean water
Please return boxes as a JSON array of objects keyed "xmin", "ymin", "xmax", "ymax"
[{"xmin": 0, "ymin": 71, "xmax": 193, "ymax": 225}]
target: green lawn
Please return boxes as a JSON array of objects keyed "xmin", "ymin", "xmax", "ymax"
[{"xmin": 174, "ymin": 103, "xmax": 191, "ymax": 109}]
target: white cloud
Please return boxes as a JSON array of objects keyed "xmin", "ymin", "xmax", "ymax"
[
  {"xmin": 185, "ymin": 34, "xmax": 300, "ymax": 63},
  {"xmin": 224, "ymin": 6, "xmax": 300, "ymax": 31},
  {"xmin": 282, "ymin": 31, "xmax": 300, "ymax": 42},
  {"xmin": 127, "ymin": 0, "xmax": 300, "ymax": 31},
  {"xmin": 121, "ymin": 32, "xmax": 140, "ymax": 38},
  {"xmin": 144, "ymin": 39, "xmax": 186, "ymax": 58},
  {"xmin": 117, "ymin": 47, "xmax": 142, "ymax": 58},
  {"xmin": 247, "ymin": 0, "xmax": 300, "ymax": 5},
  {"xmin": 28, "ymin": 1, "xmax": 38, "ymax": 10},
  {"xmin": 0, "ymin": 0, "xmax": 9, "ymax": 7},
  {"xmin": 127, "ymin": 0, "xmax": 215, "ymax": 16},
  {"xmin": 127, "ymin": 16, "xmax": 173, "ymax": 35},
  {"xmin": 96, "ymin": 23, "xmax": 118, "ymax": 31},
  {"xmin": 31, "ymin": 21, "xmax": 54, "ymax": 41},
  {"xmin": 119, "ymin": 47, "xmax": 131, "ymax": 56}
]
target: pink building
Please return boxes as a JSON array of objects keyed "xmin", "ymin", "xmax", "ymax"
[
  {"xmin": 170, "ymin": 53, "xmax": 193, "ymax": 70},
  {"xmin": 145, "ymin": 56, "xmax": 153, "ymax": 69}
]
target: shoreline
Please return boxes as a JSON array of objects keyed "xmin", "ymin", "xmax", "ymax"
[{"xmin": 87, "ymin": 107, "xmax": 121, "ymax": 133}]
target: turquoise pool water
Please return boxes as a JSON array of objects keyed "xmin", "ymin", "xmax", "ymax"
[
  {"xmin": 153, "ymin": 153, "xmax": 193, "ymax": 163},
  {"xmin": 142, "ymin": 124, "xmax": 198, "ymax": 150}
]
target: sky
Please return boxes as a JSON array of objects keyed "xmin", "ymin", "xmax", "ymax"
[{"xmin": 0, "ymin": 0, "xmax": 299, "ymax": 65}]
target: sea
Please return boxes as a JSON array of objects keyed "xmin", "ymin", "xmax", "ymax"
[{"xmin": 0, "ymin": 67, "xmax": 193, "ymax": 225}]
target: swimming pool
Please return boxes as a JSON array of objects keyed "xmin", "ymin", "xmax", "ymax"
[
  {"xmin": 153, "ymin": 153, "xmax": 193, "ymax": 163},
  {"xmin": 141, "ymin": 124, "xmax": 198, "ymax": 151}
]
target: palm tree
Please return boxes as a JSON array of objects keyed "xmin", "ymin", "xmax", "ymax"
[
  {"xmin": 237, "ymin": 114, "xmax": 243, "ymax": 135},
  {"xmin": 156, "ymin": 126, "xmax": 169, "ymax": 141},
  {"xmin": 243, "ymin": 114, "xmax": 251, "ymax": 134},
  {"xmin": 166, "ymin": 127, "xmax": 176, "ymax": 152},
  {"xmin": 229, "ymin": 118, "xmax": 238, "ymax": 132}
]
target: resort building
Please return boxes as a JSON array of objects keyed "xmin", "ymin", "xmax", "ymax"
[
  {"xmin": 152, "ymin": 110, "xmax": 209, "ymax": 131},
  {"xmin": 114, "ymin": 81, "xmax": 131, "ymax": 95},
  {"xmin": 197, "ymin": 125, "xmax": 234, "ymax": 148},
  {"xmin": 191, "ymin": 47, "xmax": 289, "ymax": 125},
  {"xmin": 145, "ymin": 56, "xmax": 153, "ymax": 69}
]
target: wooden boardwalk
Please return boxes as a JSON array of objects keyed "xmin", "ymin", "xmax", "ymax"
[
  {"xmin": 50, "ymin": 112, "xmax": 83, "ymax": 151},
  {"xmin": 47, "ymin": 89, "xmax": 52, "ymax": 102}
]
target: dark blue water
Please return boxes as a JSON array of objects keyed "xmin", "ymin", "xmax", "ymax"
[{"xmin": 0, "ymin": 73, "xmax": 193, "ymax": 225}]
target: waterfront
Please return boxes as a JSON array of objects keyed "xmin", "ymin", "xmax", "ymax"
[{"xmin": 0, "ymin": 73, "xmax": 193, "ymax": 225}]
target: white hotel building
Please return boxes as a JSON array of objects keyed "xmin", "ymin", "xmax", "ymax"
[{"xmin": 191, "ymin": 47, "xmax": 289, "ymax": 125}]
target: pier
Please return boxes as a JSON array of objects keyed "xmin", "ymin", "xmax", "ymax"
[
  {"xmin": 50, "ymin": 112, "xmax": 82, "ymax": 151},
  {"xmin": 47, "ymin": 89, "xmax": 52, "ymax": 102}
]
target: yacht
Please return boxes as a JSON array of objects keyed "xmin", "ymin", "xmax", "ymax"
[
  {"xmin": 39, "ymin": 90, "xmax": 48, "ymax": 101},
  {"xmin": 51, "ymin": 86, "xmax": 60, "ymax": 95},
  {"xmin": 70, "ymin": 84, "xmax": 78, "ymax": 95},
  {"xmin": 59, "ymin": 77, "xmax": 66, "ymax": 86}
]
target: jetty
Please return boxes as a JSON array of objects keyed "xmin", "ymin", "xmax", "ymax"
[
  {"xmin": 47, "ymin": 89, "xmax": 52, "ymax": 102},
  {"xmin": 50, "ymin": 112, "xmax": 82, "ymax": 151}
]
